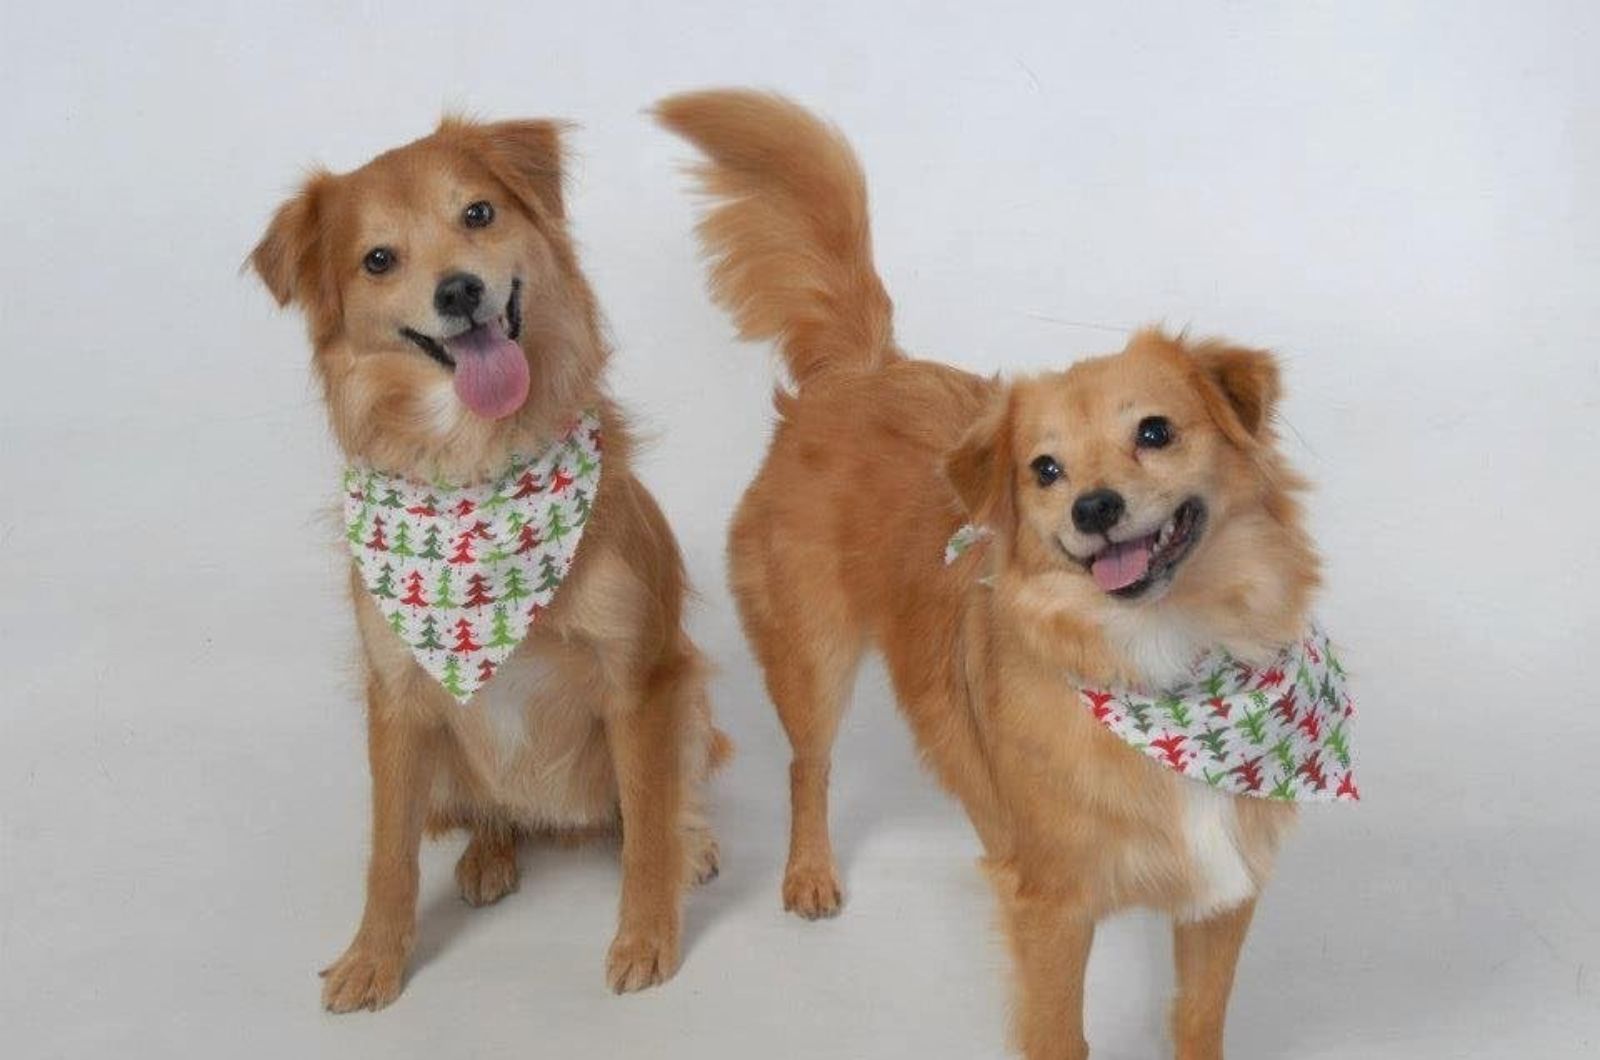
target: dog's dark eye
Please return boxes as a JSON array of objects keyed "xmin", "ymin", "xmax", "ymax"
[
  {"xmin": 1030, "ymin": 454, "xmax": 1063, "ymax": 487},
  {"xmin": 362, "ymin": 247, "xmax": 396, "ymax": 275},
  {"xmin": 463, "ymin": 200, "xmax": 495, "ymax": 228},
  {"xmin": 1136, "ymin": 416, "xmax": 1174, "ymax": 449}
]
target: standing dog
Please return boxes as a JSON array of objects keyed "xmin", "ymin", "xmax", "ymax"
[
  {"xmin": 658, "ymin": 90, "xmax": 1352, "ymax": 1058},
  {"xmin": 252, "ymin": 118, "xmax": 726, "ymax": 1011}
]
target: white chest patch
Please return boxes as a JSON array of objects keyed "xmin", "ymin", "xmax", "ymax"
[
  {"xmin": 1176, "ymin": 782, "xmax": 1257, "ymax": 921},
  {"xmin": 471, "ymin": 650, "xmax": 554, "ymax": 766},
  {"xmin": 423, "ymin": 378, "xmax": 464, "ymax": 438},
  {"xmin": 1102, "ymin": 607, "xmax": 1208, "ymax": 689}
]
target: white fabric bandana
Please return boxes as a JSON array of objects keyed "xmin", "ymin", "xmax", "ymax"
[
  {"xmin": 1076, "ymin": 627, "xmax": 1358, "ymax": 802},
  {"xmin": 945, "ymin": 524, "xmax": 1358, "ymax": 802},
  {"xmin": 344, "ymin": 411, "xmax": 602, "ymax": 703}
]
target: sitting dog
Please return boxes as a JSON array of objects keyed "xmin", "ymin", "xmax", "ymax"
[
  {"xmin": 252, "ymin": 117, "xmax": 727, "ymax": 1011},
  {"xmin": 658, "ymin": 89, "xmax": 1354, "ymax": 1059}
]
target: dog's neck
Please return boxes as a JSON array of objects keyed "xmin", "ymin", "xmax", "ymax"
[{"xmin": 993, "ymin": 565, "xmax": 1310, "ymax": 693}]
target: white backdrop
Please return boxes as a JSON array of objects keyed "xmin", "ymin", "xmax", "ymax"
[{"xmin": 3, "ymin": 2, "xmax": 1597, "ymax": 1057}]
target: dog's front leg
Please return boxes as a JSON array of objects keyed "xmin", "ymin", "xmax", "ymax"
[
  {"xmin": 1171, "ymin": 899, "xmax": 1256, "ymax": 1060},
  {"xmin": 320, "ymin": 679, "xmax": 441, "ymax": 1012},
  {"xmin": 995, "ymin": 867, "xmax": 1096, "ymax": 1060},
  {"xmin": 601, "ymin": 665, "xmax": 686, "ymax": 993}
]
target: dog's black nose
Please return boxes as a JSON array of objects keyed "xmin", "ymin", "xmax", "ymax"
[
  {"xmin": 1072, "ymin": 488, "xmax": 1125, "ymax": 535},
  {"xmin": 434, "ymin": 272, "xmax": 485, "ymax": 319}
]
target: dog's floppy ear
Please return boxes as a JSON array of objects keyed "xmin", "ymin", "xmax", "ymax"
[
  {"xmin": 472, "ymin": 119, "xmax": 567, "ymax": 222},
  {"xmin": 1191, "ymin": 340, "xmax": 1282, "ymax": 447},
  {"xmin": 250, "ymin": 173, "xmax": 333, "ymax": 307},
  {"xmin": 944, "ymin": 388, "xmax": 1017, "ymax": 534}
]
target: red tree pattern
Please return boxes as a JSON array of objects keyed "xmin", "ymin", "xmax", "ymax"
[
  {"xmin": 400, "ymin": 570, "xmax": 428, "ymax": 607},
  {"xmin": 365, "ymin": 514, "xmax": 388, "ymax": 552},
  {"xmin": 448, "ymin": 531, "xmax": 476, "ymax": 565},
  {"xmin": 464, "ymin": 573, "xmax": 495, "ymax": 608},
  {"xmin": 451, "ymin": 618, "xmax": 482, "ymax": 653}
]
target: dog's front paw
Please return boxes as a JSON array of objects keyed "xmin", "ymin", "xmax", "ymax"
[
  {"xmin": 455, "ymin": 835, "xmax": 520, "ymax": 907},
  {"xmin": 782, "ymin": 861, "xmax": 842, "ymax": 920},
  {"xmin": 606, "ymin": 922, "xmax": 681, "ymax": 994},
  {"xmin": 319, "ymin": 940, "xmax": 408, "ymax": 1013}
]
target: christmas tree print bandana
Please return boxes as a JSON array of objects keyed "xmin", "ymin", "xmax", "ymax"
[
  {"xmin": 344, "ymin": 411, "xmax": 602, "ymax": 703},
  {"xmin": 1076, "ymin": 626, "xmax": 1358, "ymax": 802},
  {"xmin": 945, "ymin": 525, "xmax": 1358, "ymax": 802}
]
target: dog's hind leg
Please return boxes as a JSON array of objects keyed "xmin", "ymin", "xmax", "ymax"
[{"xmin": 731, "ymin": 519, "xmax": 865, "ymax": 920}]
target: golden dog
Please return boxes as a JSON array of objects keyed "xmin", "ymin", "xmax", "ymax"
[
  {"xmin": 252, "ymin": 117, "xmax": 727, "ymax": 1011},
  {"xmin": 659, "ymin": 89, "xmax": 1321, "ymax": 1059}
]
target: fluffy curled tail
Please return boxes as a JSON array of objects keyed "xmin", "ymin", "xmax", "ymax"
[{"xmin": 654, "ymin": 89, "xmax": 899, "ymax": 388}]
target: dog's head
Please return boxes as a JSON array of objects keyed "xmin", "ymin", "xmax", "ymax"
[
  {"xmin": 251, "ymin": 119, "xmax": 604, "ymax": 476},
  {"xmin": 946, "ymin": 330, "xmax": 1318, "ymax": 670}
]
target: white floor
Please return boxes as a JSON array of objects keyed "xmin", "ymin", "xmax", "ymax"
[{"xmin": 4, "ymin": 570, "xmax": 1596, "ymax": 1058}]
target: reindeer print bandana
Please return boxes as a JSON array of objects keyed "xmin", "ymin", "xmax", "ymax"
[
  {"xmin": 1078, "ymin": 626, "xmax": 1358, "ymax": 802},
  {"xmin": 344, "ymin": 411, "xmax": 602, "ymax": 703},
  {"xmin": 944, "ymin": 525, "xmax": 1357, "ymax": 802}
]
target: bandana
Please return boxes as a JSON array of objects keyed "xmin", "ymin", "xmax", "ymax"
[
  {"xmin": 945, "ymin": 524, "xmax": 1358, "ymax": 802},
  {"xmin": 343, "ymin": 411, "xmax": 603, "ymax": 703}
]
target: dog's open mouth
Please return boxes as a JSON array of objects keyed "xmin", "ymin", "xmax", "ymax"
[
  {"xmin": 1082, "ymin": 497, "xmax": 1207, "ymax": 599},
  {"xmin": 400, "ymin": 279, "xmax": 528, "ymax": 421}
]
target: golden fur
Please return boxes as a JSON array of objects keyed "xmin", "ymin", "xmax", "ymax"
[
  {"xmin": 252, "ymin": 117, "xmax": 728, "ymax": 1011},
  {"xmin": 658, "ymin": 89, "xmax": 1320, "ymax": 1059}
]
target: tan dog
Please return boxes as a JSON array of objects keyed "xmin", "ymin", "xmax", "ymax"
[
  {"xmin": 658, "ymin": 90, "xmax": 1320, "ymax": 1059},
  {"xmin": 252, "ymin": 118, "xmax": 727, "ymax": 1011}
]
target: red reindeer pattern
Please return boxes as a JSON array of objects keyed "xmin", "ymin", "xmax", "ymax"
[
  {"xmin": 514, "ymin": 523, "xmax": 541, "ymax": 555},
  {"xmin": 1149, "ymin": 733, "xmax": 1189, "ymax": 770},
  {"xmin": 1255, "ymin": 666, "xmax": 1286, "ymax": 689},
  {"xmin": 1230, "ymin": 755, "xmax": 1266, "ymax": 793},
  {"xmin": 512, "ymin": 470, "xmax": 544, "ymax": 499},
  {"xmin": 1271, "ymin": 688, "xmax": 1300, "ymax": 726},
  {"xmin": 1082, "ymin": 689, "xmax": 1119, "ymax": 722},
  {"xmin": 1296, "ymin": 751, "xmax": 1329, "ymax": 792}
]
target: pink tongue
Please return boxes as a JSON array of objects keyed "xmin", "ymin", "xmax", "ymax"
[
  {"xmin": 1091, "ymin": 537, "xmax": 1154, "ymax": 592},
  {"xmin": 445, "ymin": 322, "xmax": 530, "ymax": 420}
]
